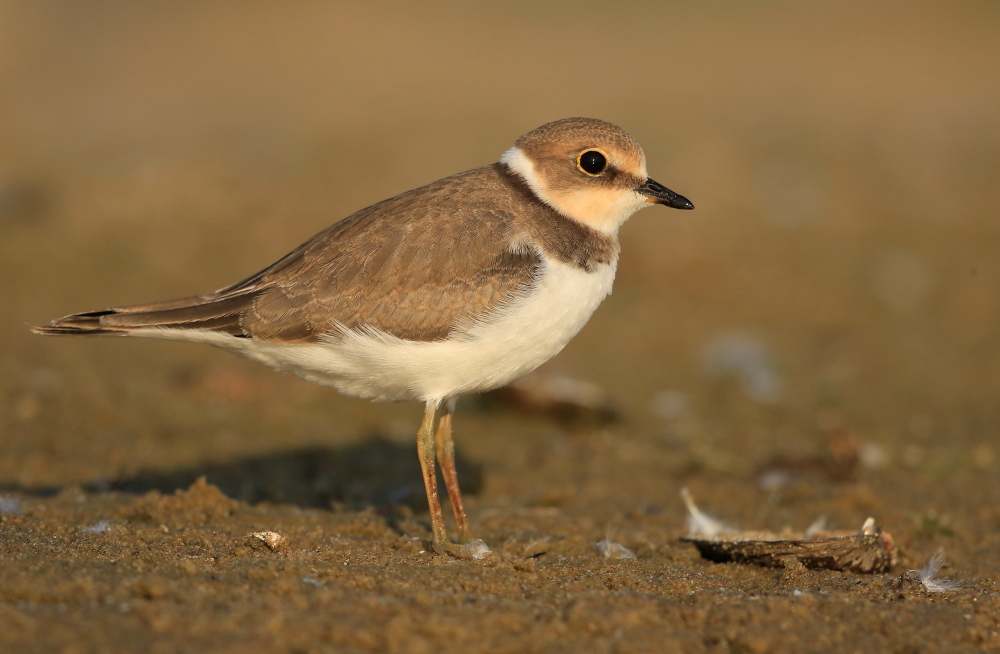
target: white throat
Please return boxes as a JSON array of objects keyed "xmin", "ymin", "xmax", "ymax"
[{"xmin": 501, "ymin": 146, "xmax": 649, "ymax": 235}]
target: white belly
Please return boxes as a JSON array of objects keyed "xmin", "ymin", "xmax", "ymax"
[{"xmin": 135, "ymin": 257, "xmax": 617, "ymax": 403}]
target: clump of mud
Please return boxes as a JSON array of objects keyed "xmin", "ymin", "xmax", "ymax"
[{"xmin": 123, "ymin": 476, "xmax": 239, "ymax": 528}]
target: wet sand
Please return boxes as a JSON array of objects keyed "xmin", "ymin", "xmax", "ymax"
[{"xmin": 2, "ymin": 2, "xmax": 999, "ymax": 652}]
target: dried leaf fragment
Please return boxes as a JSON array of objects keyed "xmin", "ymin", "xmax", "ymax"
[{"xmin": 680, "ymin": 490, "xmax": 897, "ymax": 573}]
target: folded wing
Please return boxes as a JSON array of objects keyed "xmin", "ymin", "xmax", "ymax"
[{"xmin": 33, "ymin": 166, "xmax": 541, "ymax": 343}]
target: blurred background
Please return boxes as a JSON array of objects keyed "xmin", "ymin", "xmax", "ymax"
[{"xmin": 1, "ymin": 1, "xmax": 997, "ymax": 522}]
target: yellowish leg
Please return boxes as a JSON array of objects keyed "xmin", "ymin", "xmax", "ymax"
[
  {"xmin": 434, "ymin": 397, "xmax": 473, "ymax": 544},
  {"xmin": 417, "ymin": 399, "xmax": 489, "ymax": 559},
  {"xmin": 416, "ymin": 401, "xmax": 450, "ymax": 554}
]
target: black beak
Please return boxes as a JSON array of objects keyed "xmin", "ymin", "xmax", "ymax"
[{"xmin": 636, "ymin": 178, "xmax": 694, "ymax": 210}]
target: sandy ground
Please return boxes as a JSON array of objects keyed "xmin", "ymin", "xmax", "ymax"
[{"xmin": 2, "ymin": 2, "xmax": 1000, "ymax": 652}]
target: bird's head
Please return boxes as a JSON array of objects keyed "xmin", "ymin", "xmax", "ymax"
[{"xmin": 501, "ymin": 117, "xmax": 693, "ymax": 235}]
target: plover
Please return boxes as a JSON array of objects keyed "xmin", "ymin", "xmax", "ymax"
[{"xmin": 33, "ymin": 117, "xmax": 693, "ymax": 558}]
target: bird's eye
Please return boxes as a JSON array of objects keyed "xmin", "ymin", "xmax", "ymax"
[{"xmin": 577, "ymin": 150, "xmax": 607, "ymax": 175}]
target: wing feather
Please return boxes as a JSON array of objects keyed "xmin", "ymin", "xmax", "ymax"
[{"xmin": 33, "ymin": 165, "xmax": 542, "ymax": 343}]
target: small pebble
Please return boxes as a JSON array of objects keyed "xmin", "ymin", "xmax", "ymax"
[
  {"xmin": 249, "ymin": 531, "xmax": 288, "ymax": 552},
  {"xmin": 0, "ymin": 497, "xmax": 23, "ymax": 516}
]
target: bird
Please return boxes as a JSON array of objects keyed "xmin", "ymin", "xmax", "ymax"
[{"xmin": 32, "ymin": 117, "xmax": 694, "ymax": 558}]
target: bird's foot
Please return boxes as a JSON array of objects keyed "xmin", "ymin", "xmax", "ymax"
[{"xmin": 455, "ymin": 526, "xmax": 475, "ymax": 545}]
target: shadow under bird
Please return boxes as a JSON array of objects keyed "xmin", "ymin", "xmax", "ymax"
[{"xmin": 32, "ymin": 117, "xmax": 694, "ymax": 558}]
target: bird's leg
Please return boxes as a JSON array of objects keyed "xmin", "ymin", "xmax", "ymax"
[
  {"xmin": 434, "ymin": 397, "xmax": 473, "ymax": 544},
  {"xmin": 417, "ymin": 399, "xmax": 489, "ymax": 559},
  {"xmin": 416, "ymin": 400, "xmax": 450, "ymax": 554}
]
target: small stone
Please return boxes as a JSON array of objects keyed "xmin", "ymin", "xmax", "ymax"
[
  {"xmin": 83, "ymin": 520, "xmax": 112, "ymax": 534},
  {"xmin": 248, "ymin": 531, "xmax": 287, "ymax": 552},
  {"xmin": 0, "ymin": 497, "xmax": 23, "ymax": 516}
]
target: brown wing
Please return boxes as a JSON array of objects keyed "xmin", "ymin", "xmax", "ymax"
[
  {"xmin": 33, "ymin": 165, "xmax": 541, "ymax": 343},
  {"xmin": 29, "ymin": 290, "xmax": 256, "ymax": 337}
]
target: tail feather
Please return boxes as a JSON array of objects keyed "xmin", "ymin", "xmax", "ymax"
[{"xmin": 31, "ymin": 291, "xmax": 257, "ymax": 337}]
